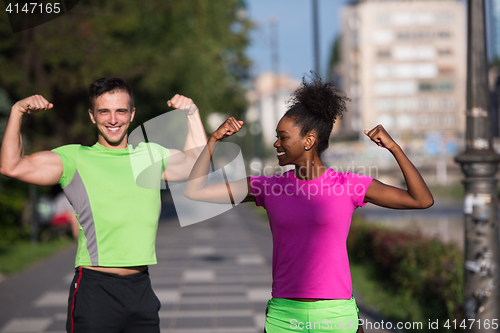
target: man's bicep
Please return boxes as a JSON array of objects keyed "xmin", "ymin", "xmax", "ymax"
[
  {"xmin": 14, "ymin": 151, "xmax": 63, "ymax": 186},
  {"xmin": 163, "ymin": 149, "xmax": 191, "ymax": 181}
]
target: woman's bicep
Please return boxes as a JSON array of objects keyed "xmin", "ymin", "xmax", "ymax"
[
  {"xmin": 364, "ymin": 179, "xmax": 420, "ymax": 209},
  {"xmin": 241, "ymin": 177, "xmax": 256, "ymax": 203},
  {"xmin": 184, "ymin": 177, "xmax": 252, "ymax": 204}
]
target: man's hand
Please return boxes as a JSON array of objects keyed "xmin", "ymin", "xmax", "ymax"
[
  {"xmin": 13, "ymin": 95, "xmax": 53, "ymax": 114},
  {"xmin": 364, "ymin": 124, "xmax": 398, "ymax": 151},
  {"xmin": 167, "ymin": 94, "xmax": 196, "ymax": 115},
  {"xmin": 209, "ymin": 117, "xmax": 243, "ymax": 142}
]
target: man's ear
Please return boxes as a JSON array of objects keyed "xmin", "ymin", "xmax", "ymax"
[
  {"xmin": 89, "ymin": 109, "xmax": 96, "ymax": 124},
  {"xmin": 130, "ymin": 107, "xmax": 136, "ymax": 122}
]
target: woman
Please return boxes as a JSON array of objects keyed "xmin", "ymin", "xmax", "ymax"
[{"xmin": 184, "ymin": 75, "xmax": 433, "ymax": 333}]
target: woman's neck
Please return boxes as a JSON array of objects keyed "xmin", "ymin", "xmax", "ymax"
[{"xmin": 293, "ymin": 157, "xmax": 326, "ymax": 181}]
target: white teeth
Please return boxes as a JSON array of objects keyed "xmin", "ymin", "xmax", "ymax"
[
  {"xmin": 277, "ymin": 152, "xmax": 285, "ymax": 156},
  {"xmin": 108, "ymin": 127, "xmax": 120, "ymax": 132}
]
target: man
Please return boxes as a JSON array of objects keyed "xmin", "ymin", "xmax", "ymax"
[{"xmin": 0, "ymin": 77, "xmax": 207, "ymax": 332}]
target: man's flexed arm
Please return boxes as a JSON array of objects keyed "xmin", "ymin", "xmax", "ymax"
[
  {"xmin": 0, "ymin": 95, "xmax": 63, "ymax": 186},
  {"xmin": 164, "ymin": 94, "xmax": 207, "ymax": 182}
]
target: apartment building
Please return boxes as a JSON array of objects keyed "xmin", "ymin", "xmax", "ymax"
[{"xmin": 340, "ymin": 0, "xmax": 466, "ymax": 144}]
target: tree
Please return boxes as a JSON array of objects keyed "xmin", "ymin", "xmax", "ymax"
[
  {"xmin": 0, "ymin": 0, "xmax": 252, "ymax": 238},
  {"xmin": 0, "ymin": 0, "xmax": 252, "ymax": 148},
  {"xmin": 327, "ymin": 34, "xmax": 341, "ymax": 83}
]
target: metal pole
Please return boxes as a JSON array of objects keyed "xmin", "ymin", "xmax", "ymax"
[
  {"xmin": 455, "ymin": 0, "xmax": 500, "ymax": 330},
  {"xmin": 29, "ymin": 184, "xmax": 38, "ymax": 245},
  {"xmin": 312, "ymin": 0, "xmax": 320, "ymax": 75},
  {"xmin": 270, "ymin": 17, "xmax": 279, "ymax": 132}
]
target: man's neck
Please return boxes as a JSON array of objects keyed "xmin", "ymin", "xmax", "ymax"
[{"xmin": 97, "ymin": 136, "xmax": 128, "ymax": 149}]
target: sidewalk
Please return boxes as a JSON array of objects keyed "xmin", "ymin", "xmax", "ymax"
[{"xmin": 0, "ymin": 202, "xmax": 393, "ymax": 333}]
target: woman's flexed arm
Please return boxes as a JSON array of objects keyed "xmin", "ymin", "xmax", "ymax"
[
  {"xmin": 363, "ymin": 125, "xmax": 434, "ymax": 209},
  {"xmin": 183, "ymin": 117, "xmax": 255, "ymax": 204}
]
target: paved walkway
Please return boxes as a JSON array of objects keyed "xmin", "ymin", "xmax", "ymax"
[{"xmin": 0, "ymin": 202, "xmax": 392, "ymax": 333}]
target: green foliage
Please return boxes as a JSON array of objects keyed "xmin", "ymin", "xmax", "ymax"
[
  {"xmin": 327, "ymin": 35, "xmax": 341, "ymax": 81},
  {"xmin": 0, "ymin": 1, "xmax": 252, "ymax": 238},
  {"xmin": 0, "ymin": 175, "xmax": 30, "ymax": 241},
  {"xmin": 0, "ymin": 238, "xmax": 72, "ymax": 273},
  {"xmin": 0, "ymin": 0, "xmax": 252, "ymax": 149},
  {"xmin": 348, "ymin": 218, "xmax": 464, "ymax": 332},
  {"xmin": 427, "ymin": 182, "xmax": 464, "ymax": 202}
]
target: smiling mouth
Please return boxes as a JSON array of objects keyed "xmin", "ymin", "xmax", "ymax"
[
  {"xmin": 106, "ymin": 126, "xmax": 121, "ymax": 133},
  {"xmin": 277, "ymin": 152, "xmax": 285, "ymax": 157}
]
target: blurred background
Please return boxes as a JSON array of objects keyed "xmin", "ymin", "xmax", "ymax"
[{"xmin": 0, "ymin": 0, "xmax": 499, "ymax": 332}]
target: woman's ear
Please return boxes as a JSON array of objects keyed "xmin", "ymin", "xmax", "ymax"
[{"xmin": 305, "ymin": 132, "xmax": 316, "ymax": 151}]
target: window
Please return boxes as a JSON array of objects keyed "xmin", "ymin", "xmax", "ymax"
[
  {"xmin": 374, "ymin": 65, "xmax": 391, "ymax": 78},
  {"xmin": 416, "ymin": 63, "xmax": 438, "ymax": 78},
  {"xmin": 419, "ymin": 83, "xmax": 433, "ymax": 91},
  {"xmin": 377, "ymin": 50, "xmax": 391, "ymax": 58},
  {"xmin": 438, "ymin": 49, "xmax": 453, "ymax": 56},
  {"xmin": 374, "ymin": 81, "xmax": 418, "ymax": 96},
  {"xmin": 418, "ymin": 82, "xmax": 454, "ymax": 91},
  {"xmin": 393, "ymin": 13, "xmax": 412, "ymax": 25},
  {"xmin": 436, "ymin": 13, "xmax": 453, "ymax": 23},
  {"xmin": 374, "ymin": 30, "xmax": 395, "ymax": 45},
  {"xmin": 376, "ymin": 14, "xmax": 390, "ymax": 24},
  {"xmin": 438, "ymin": 31, "xmax": 451, "ymax": 39},
  {"xmin": 439, "ymin": 82, "xmax": 453, "ymax": 90}
]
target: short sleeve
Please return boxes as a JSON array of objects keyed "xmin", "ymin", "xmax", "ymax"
[
  {"xmin": 343, "ymin": 172, "xmax": 373, "ymax": 208},
  {"xmin": 51, "ymin": 145, "xmax": 80, "ymax": 187},
  {"xmin": 250, "ymin": 175, "xmax": 273, "ymax": 208},
  {"xmin": 149, "ymin": 143, "xmax": 170, "ymax": 171}
]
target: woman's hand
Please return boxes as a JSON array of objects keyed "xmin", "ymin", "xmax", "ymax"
[
  {"xmin": 364, "ymin": 125, "xmax": 398, "ymax": 151},
  {"xmin": 209, "ymin": 117, "xmax": 244, "ymax": 142}
]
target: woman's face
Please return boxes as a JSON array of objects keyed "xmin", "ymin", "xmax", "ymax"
[{"xmin": 273, "ymin": 116, "xmax": 308, "ymax": 166}]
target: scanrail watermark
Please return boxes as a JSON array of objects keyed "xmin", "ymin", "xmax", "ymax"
[{"xmin": 289, "ymin": 318, "xmax": 427, "ymax": 330}]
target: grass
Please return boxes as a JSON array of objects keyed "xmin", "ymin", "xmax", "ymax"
[
  {"xmin": 0, "ymin": 238, "xmax": 73, "ymax": 274},
  {"xmin": 427, "ymin": 182, "xmax": 464, "ymax": 201}
]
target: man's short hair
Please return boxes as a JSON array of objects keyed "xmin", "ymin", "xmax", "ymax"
[{"xmin": 88, "ymin": 77, "xmax": 135, "ymax": 112}]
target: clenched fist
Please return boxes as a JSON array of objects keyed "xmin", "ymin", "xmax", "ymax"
[
  {"xmin": 13, "ymin": 95, "xmax": 53, "ymax": 115},
  {"xmin": 364, "ymin": 125, "xmax": 398, "ymax": 151},
  {"xmin": 210, "ymin": 117, "xmax": 244, "ymax": 142}
]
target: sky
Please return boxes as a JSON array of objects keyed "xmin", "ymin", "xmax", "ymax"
[{"xmin": 245, "ymin": 0, "xmax": 350, "ymax": 81}]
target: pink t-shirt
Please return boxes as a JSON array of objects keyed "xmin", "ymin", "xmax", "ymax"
[{"xmin": 250, "ymin": 169, "xmax": 373, "ymax": 299}]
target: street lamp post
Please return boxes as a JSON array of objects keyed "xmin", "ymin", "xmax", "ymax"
[
  {"xmin": 312, "ymin": 0, "xmax": 320, "ymax": 75},
  {"xmin": 455, "ymin": 0, "xmax": 500, "ymax": 330}
]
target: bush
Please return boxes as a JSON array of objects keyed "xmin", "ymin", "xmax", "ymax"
[
  {"xmin": 348, "ymin": 217, "xmax": 464, "ymax": 330},
  {"xmin": 0, "ymin": 176, "xmax": 30, "ymax": 241}
]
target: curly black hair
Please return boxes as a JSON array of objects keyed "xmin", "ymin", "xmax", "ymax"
[{"xmin": 284, "ymin": 72, "xmax": 349, "ymax": 156}]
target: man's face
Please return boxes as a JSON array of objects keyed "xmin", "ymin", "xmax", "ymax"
[{"xmin": 89, "ymin": 90, "xmax": 135, "ymax": 149}]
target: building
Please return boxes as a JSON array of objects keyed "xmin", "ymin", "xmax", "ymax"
[
  {"xmin": 246, "ymin": 72, "xmax": 300, "ymax": 147},
  {"xmin": 339, "ymin": 0, "xmax": 466, "ymax": 145},
  {"xmin": 490, "ymin": 0, "xmax": 500, "ymax": 61}
]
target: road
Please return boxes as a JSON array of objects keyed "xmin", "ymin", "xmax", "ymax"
[{"xmin": 0, "ymin": 201, "xmax": 392, "ymax": 333}]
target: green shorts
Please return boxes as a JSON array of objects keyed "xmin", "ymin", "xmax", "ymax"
[{"xmin": 265, "ymin": 297, "xmax": 359, "ymax": 333}]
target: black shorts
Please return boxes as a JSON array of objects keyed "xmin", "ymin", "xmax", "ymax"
[{"xmin": 66, "ymin": 267, "xmax": 161, "ymax": 333}]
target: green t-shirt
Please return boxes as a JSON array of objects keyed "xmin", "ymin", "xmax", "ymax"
[{"xmin": 52, "ymin": 142, "xmax": 169, "ymax": 267}]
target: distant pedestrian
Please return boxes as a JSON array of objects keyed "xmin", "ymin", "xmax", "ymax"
[
  {"xmin": 184, "ymin": 74, "xmax": 434, "ymax": 333},
  {"xmin": 51, "ymin": 190, "xmax": 78, "ymax": 240}
]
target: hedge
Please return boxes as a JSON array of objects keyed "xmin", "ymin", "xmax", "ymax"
[{"xmin": 348, "ymin": 217, "xmax": 464, "ymax": 330}]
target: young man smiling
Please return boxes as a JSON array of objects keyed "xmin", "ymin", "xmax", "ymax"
[{"xmin": 0, "ymin": 77, "xmax": 207, "ymax": 333}]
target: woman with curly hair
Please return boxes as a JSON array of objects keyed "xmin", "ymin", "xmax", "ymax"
[{"xmin": 184, "ymin": 74, "xmax": 433, "ymax": 333}]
